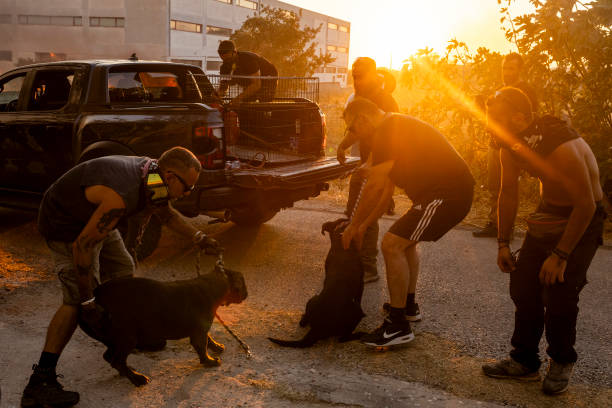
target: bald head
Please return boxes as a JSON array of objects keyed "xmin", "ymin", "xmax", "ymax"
[{"xmin": 343, "ymin": 96, "xmax": 385, "ymax": 125}]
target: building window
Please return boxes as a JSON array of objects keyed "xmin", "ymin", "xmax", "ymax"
[
  {"xmin": 337, "ymin": 47, "xmax": 347, "ymax": 53},
  {"xmin": 171, "ymin": 59, "xmax": 202, "ymax": 68},
  {"xmin": 18, "ymin": 15, "xmax": 82, "ymax": 26},
  {"xmin": 327, "ymin": 22, "xmax": 337, "ymax": 30},
  {"xmin": 324, "ymin": 67, "xmax": 336, "ymax": 73},
  {"xmin": 337, "ymin": 67, "xmax": 347, "ymax": 73},
  {"xmin": 237, "ymin": 0, "xmax": 257, "ymax": 10},
  {"xmin": 170, "ymin": 19, "xmax": 202, "ymax": 33},
  {"xmin": 215, "ymin": 0, "xmax": 232, "ymax": 3},
  {"xmin": 0, "ymin": 50, "xmax": 12, "ymax": 61},
  {"xmin": 206, "ymin": 60, "xmax": 222, "ymax": 71},
  {"xmin": 326, "ymin": 45, "xmax": 336, "ymax": 52},
  {"xmin": 206, "ymin": 25, "xmax": 232, "ymax": 36},
  {"xmin": 90, "ymin": 17, "xmax": 124, "ymax": 27},
  {"xmin": 339, "ymin": 25, "xmax": 348, "ymax": 33},
  {"xmin": 0, "ymin": 14, "xmax": 11, "ymax": 24}
]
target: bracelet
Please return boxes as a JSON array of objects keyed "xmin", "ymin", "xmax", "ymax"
[
  {"xmin": 552, "ymin": 247, "xmax": 570, "ymax": 261},
  {"xmin": 498, "ymin": 243, "xmax": 510, "ymax": 249},
  {"xmin": 497, "ymin": 238, "xmax": 510, "ymax": 245},
  {"xmin": 193, "ymin": 230, "xmax": 205, "ymax": 244},
  {"xmin": 81, "ymin": 297, "xmax": 95, "ymax": 306}
]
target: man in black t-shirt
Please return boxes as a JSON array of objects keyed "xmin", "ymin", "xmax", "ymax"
[
  {"xmin": 337, "ymin": 57, "xmax": 399, "ymax": 285},
  {"xmin": 341, "ymin": 97, "xmax": 474, "ymax": 348},
  {"xmin": 21, "ymin": 147, "xmax": 220, "ymax": 407},
  {"xmin": 474, "ymin": 53, "xmax": 538, "ymax": 238},
  {"xmin": 481, "ymin": 87, "xmax": 606, "ymax": 395},
  {"xmin": 217, "ymin": 40, "xmax": 278, "ymax": 104}
]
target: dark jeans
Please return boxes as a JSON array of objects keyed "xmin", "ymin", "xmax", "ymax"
[{"xmin": 509, "ymin": 205, "xmax": 605, "ymax": 370}]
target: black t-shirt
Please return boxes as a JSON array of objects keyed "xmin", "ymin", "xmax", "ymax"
[
  {"xmin": 38, "ymin": 156, "xmax": 150, "ymax": 242},
  {"xmin": 371, "ymin": 114, "xmax": 474, "ymax": 200},
  {"xmin": 503, "ymin": 115, "xmax": 580, "ymax": 167},
  {"xmin": 357, "ymin": 88, "xmax": 399, "ymax": 160},
  {"xmin": 220, "ymin": 51, "xmax": 278, "ymax": 87}
]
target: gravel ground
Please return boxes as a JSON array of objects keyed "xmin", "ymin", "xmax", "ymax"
[{"xmin": 1, "ymin": 201, "xmax": 610, "ymax": 407}]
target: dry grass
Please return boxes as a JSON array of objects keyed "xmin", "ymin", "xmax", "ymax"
[{"xmin": 318, "ymin": 88, "xmax": 612, "ymax": 240}]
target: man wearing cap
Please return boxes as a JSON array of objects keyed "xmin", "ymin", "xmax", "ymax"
[
  {"xmin": 337, "ymin": 57, "xmax": 399, "ymax": 286},
  {"xmin": 474, "ymin": 53, "xmax": 538, "ymax": 238},
  {"xmin": 482, "ymin": 87, "xmax": 606, "ymax": 395},
  {"xmin": 217, "ymin": 40, "xmax": 278, "ymax": 105}
]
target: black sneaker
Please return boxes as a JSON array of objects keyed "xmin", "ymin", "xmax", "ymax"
[
  {"xmin": 482, "ymin": 358, "xmax": 540, "ymax": 381},
  {"xmin": 405, "ymin": 303, "xmax": 422, "ymax": 322},
  {"xmin": 21, "ymin": 364, "xmax": 80, "ymax": 408},
  {"xmin": 382, "ymin": 302, "xmax": 422, "ymax": 322},
  {"xmin": 362, "ymin": 318, "xmax": 415, "ymax": 347},
  {"xmin": 472, "ymin": 222, "xmax": 497, "ymax": 238}
]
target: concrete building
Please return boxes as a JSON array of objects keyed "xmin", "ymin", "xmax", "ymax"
[{"xmin": 0, "ymin": 0, "xmax": 350, "ymax": 86}]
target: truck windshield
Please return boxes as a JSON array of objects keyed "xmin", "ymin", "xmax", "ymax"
[{"xmin": 108, "ymin": 67, "xmax": 217, "ymax": 104}]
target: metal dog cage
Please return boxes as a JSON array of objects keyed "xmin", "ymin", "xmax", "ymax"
[{"xmin": 194, "ymin": 74, "xmax": 324, "ymax": 164}]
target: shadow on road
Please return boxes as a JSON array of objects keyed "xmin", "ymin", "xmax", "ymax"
[{"xmin": 0, "ymin": 208, "xmax": 37, "ymax": 233}]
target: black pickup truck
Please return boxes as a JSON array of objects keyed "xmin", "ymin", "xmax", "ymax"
[{"xmin": 0, "ymin": 60, "xmax": 358, "ymax": 257}]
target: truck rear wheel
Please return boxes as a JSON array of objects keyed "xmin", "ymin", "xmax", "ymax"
[{"xmin": 230, "ymin": 204, "xmax": 280, "ymax": 226}]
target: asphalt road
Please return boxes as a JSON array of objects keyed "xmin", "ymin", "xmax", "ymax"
[{"xmin": 0, "ymin": 200, "xmax": 610, "ymax": 407}]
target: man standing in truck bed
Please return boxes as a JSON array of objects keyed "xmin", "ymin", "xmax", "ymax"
[{"xmin": 217, "ymin": 40, "xmax": 278, "ymax": 104}]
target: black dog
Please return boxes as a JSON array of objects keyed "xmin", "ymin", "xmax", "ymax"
[
  {"xmin": 78, "ymin": 264, "xmax": 247, "ymax": 386},
  {"xmin": 268, "ymin": 218, "xmax": 365, "ymax": 347}
]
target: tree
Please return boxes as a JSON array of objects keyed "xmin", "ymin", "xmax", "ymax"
[
  {"xmin": 499, "ymin": 0, "xmax": 612, "ymax": 177},
  {"xmin": 230, "ymin": 6, "xmax": 335, "ymax": 77}
]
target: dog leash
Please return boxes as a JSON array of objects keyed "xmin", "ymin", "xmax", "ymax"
[{"xmin": 196, "ymin": 249, "xmax": 252, "ymax": 359}]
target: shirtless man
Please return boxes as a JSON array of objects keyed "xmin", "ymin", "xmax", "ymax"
[{"xmin": 481, "ymin": 87, "xmax": 606, "ymax": 395}]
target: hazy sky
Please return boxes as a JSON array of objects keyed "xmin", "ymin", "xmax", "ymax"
[{"xmin": 281, "ymin": 0, "xmax": 535, "ymax": 69}]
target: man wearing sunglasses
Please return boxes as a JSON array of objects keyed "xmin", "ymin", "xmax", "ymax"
[
  {"xmin": 482, "ymin": 87, "xmax": 605, "ymax": 395},
  {"xmin": 341, "ymin": 97, "xmax": 474, "ymax": 348},
  {"xmin": 217, "ymin": 40, "xmax": 278, "ymax": 106},
  {"xmin": 337, "ymin": 57, "xmax": 399, "ymax": 286},
  {"xmin": 22, "ymin": 146, "xmax": 219, "ymax": 407}
]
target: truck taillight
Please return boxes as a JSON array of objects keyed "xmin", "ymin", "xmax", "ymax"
[
  {"xmin": 321, "ymin": 112, "xmax": 327, "ymax": 153},
  {"xmin": 194, "ymin": 125, "xmax": 224, "ymax": 169}
]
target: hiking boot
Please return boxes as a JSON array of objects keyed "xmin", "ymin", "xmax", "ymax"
[
  {"xmin": 482, "ymin": 358, "xmax": 540, "ymax": 381},
  {"xmin": 362, "ymin": 317, "xmax": 415, "ymax": 347},
  {"xmin": 382, "ymin": 302, "xmax": 422, "ymax": 322},
  {"xmin": 542, "ymin": 360, "xmax": 574, "ymax": 395},
  {"xmin": 472, "ymin": 222, "xmax": 497, "ymax": 238},
  {"xmin": 21, "ymin": 364, "xmax": 80, "ymax": 407}
]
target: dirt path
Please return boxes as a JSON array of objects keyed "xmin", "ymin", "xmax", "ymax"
[{"xmin": 1, "ymin": 203, "xmax": 611, "ymax": 407}]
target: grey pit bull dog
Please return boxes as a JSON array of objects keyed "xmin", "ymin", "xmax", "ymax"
[{"xmin": 78, "ymin": 263, "xmax": 247, "ymax": 386}]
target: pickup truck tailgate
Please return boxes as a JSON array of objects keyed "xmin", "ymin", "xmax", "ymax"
[{"xmin": 228, "ymin": 156, "xmax": 360, "ymax": 189}]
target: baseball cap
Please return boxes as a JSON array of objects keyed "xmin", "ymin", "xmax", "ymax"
[
  {"xmin": 217, "ymin": 40, "xmax": 236, "ymax": 55},
  {"xmin": 352, "ymin": 57, "xmax": 376, "ymax": 77}
]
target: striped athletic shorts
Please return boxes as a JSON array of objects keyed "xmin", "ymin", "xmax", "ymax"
[{"xmin": 389, "ymin": 189, "xmax": 473, "ymax": 242}]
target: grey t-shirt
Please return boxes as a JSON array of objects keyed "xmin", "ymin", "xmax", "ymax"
[{"xmin": 38, "ymin": 155, "xmax": 150, "ymax": 242}]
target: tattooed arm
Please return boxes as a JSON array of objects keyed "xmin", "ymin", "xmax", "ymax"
[{"xmin": 73, "ymin": 185, "xmax": 126, "ymax": 304}]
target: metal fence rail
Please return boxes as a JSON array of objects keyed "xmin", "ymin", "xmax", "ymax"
[{"xmin": 195, "ymin": 74, "xmax": 319, "ymax": 104}]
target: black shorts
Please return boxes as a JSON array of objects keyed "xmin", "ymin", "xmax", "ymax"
[{"xmin": 389, "ymin": 189, "xmax": 473, "ymax": 242}]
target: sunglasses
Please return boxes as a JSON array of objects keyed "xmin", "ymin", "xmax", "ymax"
[{"xmin": 168, "ymin": 171, "xmax": 195, "ymax": 193}]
